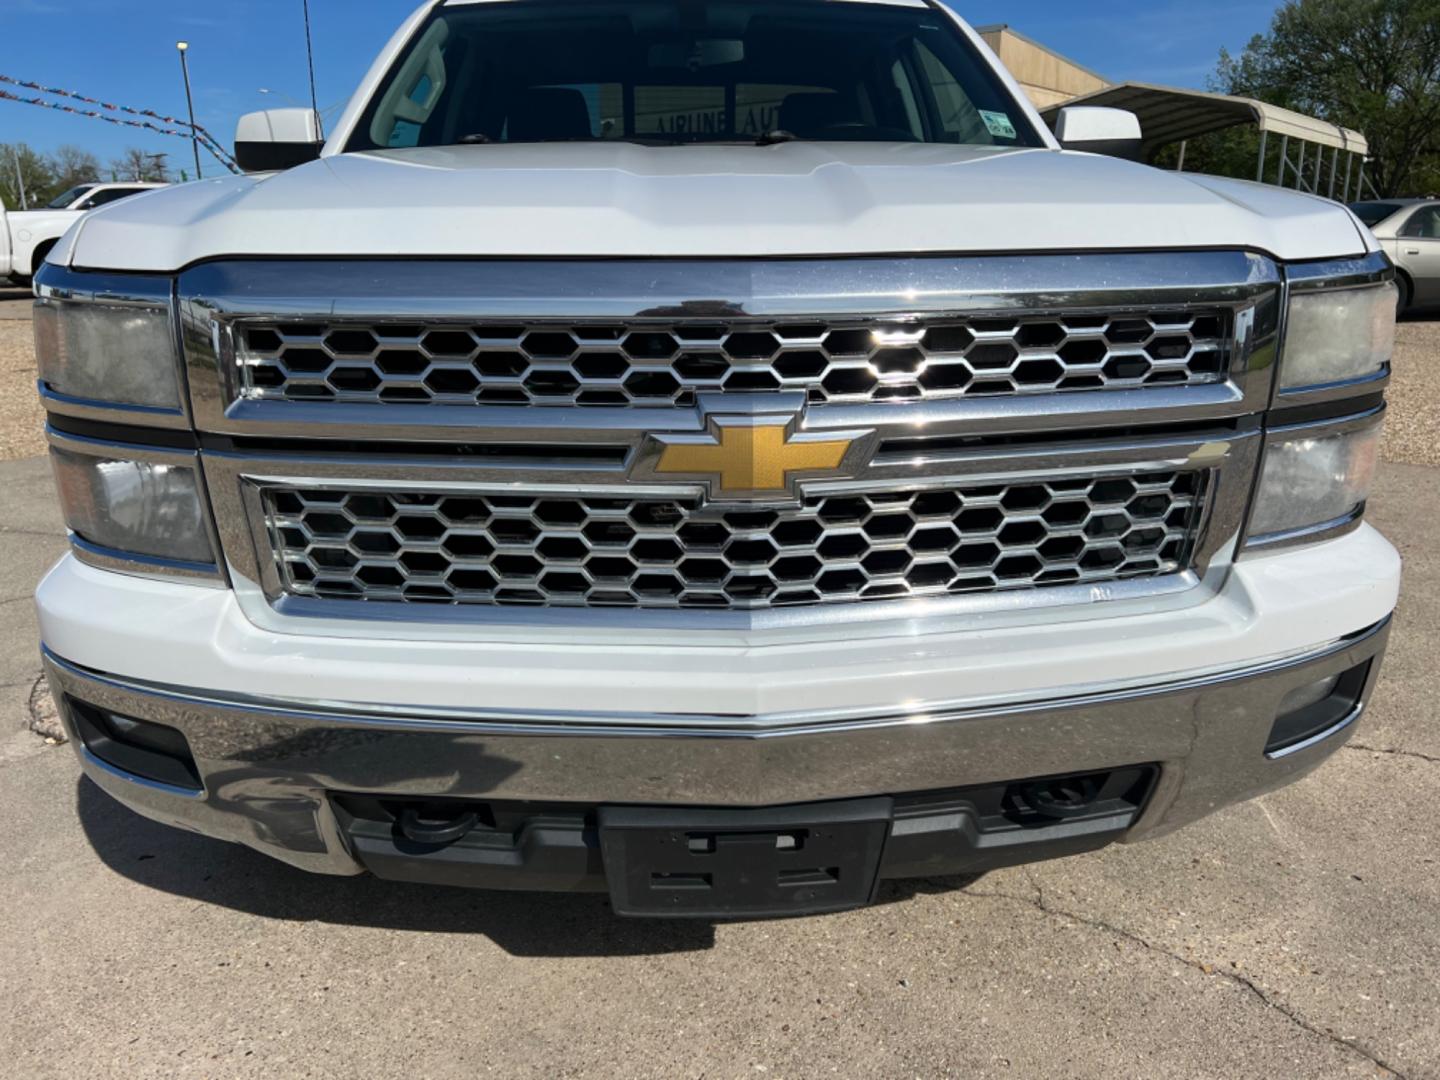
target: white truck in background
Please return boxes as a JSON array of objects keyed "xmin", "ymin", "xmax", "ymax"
[{"xmin": 3, "ymin": 182, "xmax": 164, "ymax": 284}]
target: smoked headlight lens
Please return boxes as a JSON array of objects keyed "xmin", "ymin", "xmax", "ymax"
[
  {"xmin": 33, "ymin": 272, "xmax": 181, "ymax": 411},
  {"xmin": 1245, "ymin": 416, "xmax": 1382, "ymax": 546},
  {"xmin": 1280, "ymin": 285, "xmax": 1395, "ymax": 392},
  {"xmin": 50, "ymin": 446, "xmax": 214, "ymax": 565}
]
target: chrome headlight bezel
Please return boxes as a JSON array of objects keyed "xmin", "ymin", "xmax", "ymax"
[
  {"xmin": 33, "ymin": 265, "xmax": 188, "ymax": 427},
  {"xmin": 1240, "ymin": 253, "xmax": 1395, "ymax": 555}
]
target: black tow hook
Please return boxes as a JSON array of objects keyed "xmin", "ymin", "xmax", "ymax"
[
  {"xmin": 1018, "ymin": 775, "xmax": 1103, "ymax": 819},
  {"xmin": 397, "ymin": 805, "xmax": 480, "ymax": 846}
]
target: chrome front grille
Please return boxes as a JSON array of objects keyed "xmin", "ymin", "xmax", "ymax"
[
  {"xmin": 236, "ymin": 309, "xmax": 1232, "ymax": 408},
  {"xmin": 261, "ymin": 472, "xmax": 1207, "ymax": 611},
  {"xmin": 184, "ymin": 254, "xmax": 1279, "ymax": 626}
]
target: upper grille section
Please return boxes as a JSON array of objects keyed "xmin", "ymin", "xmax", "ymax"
[
  {"xmin": 236, "ymin": 310, "xmax": 1232, "ymax": 408},
  {"xmin": 262, "ymin": 472, "xmax": 1206, "ymax": 611}
]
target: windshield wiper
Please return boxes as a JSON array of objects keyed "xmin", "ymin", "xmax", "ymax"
[{"xmin": 754, "ymin": 129, "xmax": 798, "ymax": 146}]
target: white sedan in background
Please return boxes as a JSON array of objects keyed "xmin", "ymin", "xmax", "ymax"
[{"xmin": 1351, "ymin": 198, "xmax": 1440, "ymax": 312}]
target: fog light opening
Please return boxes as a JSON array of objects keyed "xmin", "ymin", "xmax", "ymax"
[
  {"xmin": 1265, "ymin": 662, "xmax": 1372, "ymax": 757},
  {"xmin": 66, "ymin": 698, "xmax": 202, "ymax": 791}
]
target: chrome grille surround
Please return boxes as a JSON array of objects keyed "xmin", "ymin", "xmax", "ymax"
[
  {"xmin": 181, "ymin": 254, "xmax": 1280, "ymax": 443},
  {"xmin": 179, "ymin": 252, "xmax": 1283, "ymax": 632},
  {"xmin": 234, "ymin": 309, "xmax": 1232, "ymax": 408},
  {"xmin": 261, "ymin": 471, "xmax": 1207, "ymax": 610}
]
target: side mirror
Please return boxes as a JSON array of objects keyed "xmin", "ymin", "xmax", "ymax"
[
  {"xmin": 1054, "ymin": 107, "xmax": 1143, "ymax": 161},
  {"xmin": 235, "ymin": 108, "xmax": 324, "ymax": 173}
]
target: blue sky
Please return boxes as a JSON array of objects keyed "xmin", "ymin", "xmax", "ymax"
[{"xmin": 0, "ymin": 0, "xmax": 1282, "ymax": 174}]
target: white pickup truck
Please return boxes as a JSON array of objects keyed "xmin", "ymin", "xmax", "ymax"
[
  {"xmin": 33, "ymin": 0, "xmax": 1399, "ymax": 919},
  {"xmin": 2, "ymin": 181, "xmax": 163, "ymax": 284}
]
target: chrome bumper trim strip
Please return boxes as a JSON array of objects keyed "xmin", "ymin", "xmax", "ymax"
[{"xmin": 41, "ymin": 618, "xmax": 1388, "ymax": 737}]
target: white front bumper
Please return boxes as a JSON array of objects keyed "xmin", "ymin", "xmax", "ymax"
[{"xmin": 37, "ymin": 524, "xmax": 1400, "ymax": 722}]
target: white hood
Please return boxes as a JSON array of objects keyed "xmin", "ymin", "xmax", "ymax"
[{"xmin": 59, "ymin": 142, "xmax": 1374, "ymax": 272}]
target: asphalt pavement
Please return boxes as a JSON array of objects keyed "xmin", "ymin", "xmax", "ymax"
[{"xmin": 0, "ymin": 325, "xmax": 1437, "ymax": 1077}]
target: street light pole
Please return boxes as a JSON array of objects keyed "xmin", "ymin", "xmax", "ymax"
[
  {"xmin": 176, "ymin": 41, "xmax": 202, "ymax": 180},
  {"xmin": 10, "ymin": 147, "xmax": 27, "ymax": 210}
]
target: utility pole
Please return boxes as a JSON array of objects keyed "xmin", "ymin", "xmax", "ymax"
[
  {"xmin": 177, "ymin": 40, "xmax": 203, "ymax": 180},
  {"xmin": 10, "ymin": 147, "xmax": 27, "ymax": 210}
]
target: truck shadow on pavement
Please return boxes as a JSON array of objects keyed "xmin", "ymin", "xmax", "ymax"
[{"xmin": 75, "ymin": 777, "xmax": 978, "ymax": 953}]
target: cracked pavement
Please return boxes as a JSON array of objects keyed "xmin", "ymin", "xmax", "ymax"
[{"xmin": 1, "ymin": 339, "xmax": 1437, "ymax": 1077}]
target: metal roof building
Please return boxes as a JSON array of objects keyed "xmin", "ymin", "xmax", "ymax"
[{"xmin": 977, "ymin": 25, "xmax": 1373, "ymax": 201}]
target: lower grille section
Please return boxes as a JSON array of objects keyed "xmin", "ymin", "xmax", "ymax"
[{"xmin": 261, "ymin": 471, "xmax": 1207, "ymax": 611}]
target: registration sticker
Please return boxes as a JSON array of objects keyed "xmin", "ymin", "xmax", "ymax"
[{"xmin": 979, "ymin": 110, "xmax": 1018, "ymax": 140}]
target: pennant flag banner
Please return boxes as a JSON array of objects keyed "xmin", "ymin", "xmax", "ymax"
[{"xmin": 0, "ymin": 75, "xmax": 239, "ymax": 173}]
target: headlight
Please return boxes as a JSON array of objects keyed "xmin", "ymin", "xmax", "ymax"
[
  {"xmin": 1245, "ymin": 413, "xmax": 1382, "ymax": 547},
  {"xmin": 33, "ymin": 269, "xmax": 182, "ymax": 412},
  {"xmin": 1280, "ymin": 284, "xmax": 1395, "ymax": 392},
  {"xmin": 49, "ymin": 444, "xmax": 216, "ymax": 568}
]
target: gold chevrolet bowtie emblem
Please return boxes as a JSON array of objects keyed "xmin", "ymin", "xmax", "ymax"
[{"xmin": 652, "ymin": 421, "xmax": 865, "ymax": 499}]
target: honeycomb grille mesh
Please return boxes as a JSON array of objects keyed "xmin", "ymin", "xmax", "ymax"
[
  {"xmin": 262, "ymin": 472, "xmax": 1207, "ymax": 611},
  {"xmin": 237, "ymin": 311, "xmax": 1232, "ymax": 408}
]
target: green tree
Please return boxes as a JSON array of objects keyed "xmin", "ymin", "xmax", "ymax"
[
  {"xmin": 0, "ymin": 142, "xmax": 58, "ymax": 210},
  {"xmin": 108, "ymin": 147, "xmax": 171, "ymax": 183},
  {"xmin": 1215, "ymin": 0, "xmax": 1440, "ymax": 196},
  {"xmin": 48, "ymin": 144, "xmax": 102, "ymax": 192}
]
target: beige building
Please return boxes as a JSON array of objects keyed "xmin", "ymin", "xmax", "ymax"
[{"xmin": 976, "ymin": 24, "xmax": 1110, "ymax": 110}]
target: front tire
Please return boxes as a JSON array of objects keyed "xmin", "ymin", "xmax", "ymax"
[{"xmin": 1396, "ymin": 273, "xmax": 1413, "ymax": 316}]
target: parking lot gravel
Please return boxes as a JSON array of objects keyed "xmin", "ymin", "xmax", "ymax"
[
  {"xmin": 0, "ymin": 282, "xmax": 33, "ymax": 321},
  {"xmin": 0, "ymin": 319, "xmax": 46, "ymax": 462},
  {"xmin": 1385, "ymin": 318, "xmax": 1440, "ymax": 467}
]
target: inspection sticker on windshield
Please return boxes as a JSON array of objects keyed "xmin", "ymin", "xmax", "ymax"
[{"xmin": 979, "ymin": 110, "xmax": 1018, "ymax": 139}]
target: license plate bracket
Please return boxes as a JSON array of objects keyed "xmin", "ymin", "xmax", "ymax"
[{"xmin": 599, "ymin": 798, "xmax": 892, "ymax": 918}]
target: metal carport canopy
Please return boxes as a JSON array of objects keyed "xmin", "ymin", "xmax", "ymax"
[{"xmin": 1041, "ymin": 82, "xmax": 1369, "ymax": 157}]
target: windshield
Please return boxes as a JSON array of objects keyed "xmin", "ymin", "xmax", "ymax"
[
  {"xmin": 1349, "ymin": 202, "xmax": 1405, "ymax": 227},
  {"xmin": 45, "ymin": 184, "xmax": 94, "ymax": 209},
  {"xmin": 347, "ymin": 0, "xmax": 1043, "ymax": 151}
]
